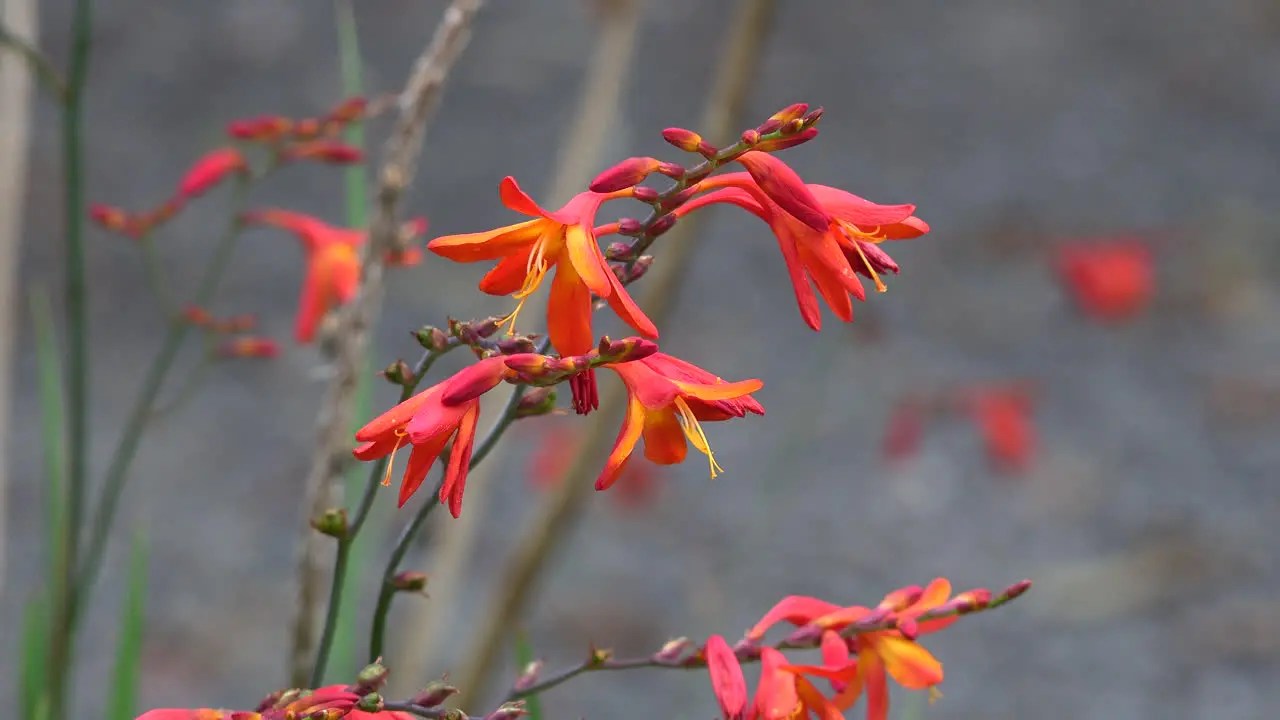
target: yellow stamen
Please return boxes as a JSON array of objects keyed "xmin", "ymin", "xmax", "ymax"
[
  {"xmin": 838, "ymin": 220, "xmax": 888, "ymax": 293},
  {"xmin": 674, "ymin": 397, "xmax": 724, "ymax": 478},
  {"xmin": 499, "ymin": 233, "xmax": 553, "ymax": 335},
  {"xmin": 382, "ymin": 428, "xmax": 409, "ymax": 487}
]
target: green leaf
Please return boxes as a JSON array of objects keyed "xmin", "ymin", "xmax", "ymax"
[
  {"xmin": 106, "ymin": 531, "xmax": 149, "ymax": 720},
  {"xmin": 19, "ymin": 596, "xmax": 50, "ymax": 720},
  {"xmin": 513, "ymin": 630, "xmax": 544, "ymax": 720}
]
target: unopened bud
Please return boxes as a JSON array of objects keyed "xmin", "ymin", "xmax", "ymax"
[
  {"xmin": 647, "ymin": 214, "xmax": 677, "ymax": 237},
  {"xmin": 412, "ymin": 680, "xmax": 459, "ymax": 708},
  {"xmin": 605, "ymin": 241, "xmax": 634, "ymax": 261},
  {"xmin": 654, "ymin": 637, "xmax": 691, "ymax": 662},
  {"xmin": 660, "ymin": 186, "xmax": 700, "ymax": 211},
  {"xmin": 513, "ymin": 660, "xmax": 544, "ymax": 692},
  {"xmin": 414, "ymin": 326, "xmax": 451, "ymax": 352},
  {"xmin": 1000, "ymin": 579, "xmax": 1033, "ymax": 601},
  {"xmin": 254, "ymin": 689, "xmax": 292, "ymax": 712},
  {"xmin": 662, "ymin": 127, "xmax": 703, "ymax": 152},
  {"xmin": 293, "ymin": 118, "xmax": 323, "ymax": 140},
  {"xmin": 311, "ymin": 508, "xmax": 349, "ymax": 539},
  {"xmin": 946, "ymin": 589, "xmax": 993, "ymax": 615},
  {"xmin": 770, "ymin": 102, "xmax": 809, "ymax": 125},
  {"xmin": 484, "ymin": 702, "xmax": 529, "ymax": 720},
  {"xmin": 282, "ymin": 140, "xmax": 364, "ymax": 165},
  {"xmin": 615, "ymin": 218, "xmax": 644, "ymax": 237},
  {"xmin": 515, "ymin": 387, "xmax": 557, "ymax": 418},
  {"xmin": 392, "ymin": 571, "xmax": 429, "ymax": 595},
  {"xmin": 755, "ymin": 118, "xmax": 784, "ymax": 135},
  {"xmin": 588, "ymin": 645, "xmax": 614, "ymax": 666},
  {"xmin": 695, "ymin": 141, "xmax": 719, "ymax": 159},
  {"xmin": 496, "ymin": 336, "xmax": 537, "ymax": 355},
  {"xmin": 781, "ymin": 118, "xmax": 806, "ymax": 135},
  {"xmin": 589, "ymin": 157, "xmax": 661, "ymax": 193},
  {"xmin": 355, "ymin": 693, "xmax": 383, "ymax": 713},
  {"xmin": 879, "ymin": 585, "xmax": 924, "ymax": 613},
  {"xmin": 326, "ymin": 96, "xmax": 369, "ymax": 124},
  {"xmin": 740, "ymin": 129, "xmax": 761, "ymax": 146},
  {"xmin": 627, "ymin": 255, "xmax": 654, "ymax": 283},
  {"xmin": 800, "ymin": 106, "xmax": 825, "ymax": 129},
  {"xmin": 356, "ymin": 661, "xmax": 391, "ymax": 691},
  {"xmin": 380, "ymin": 359, "xmax": 414, "ymax": 386},
  {"xmin": 896, "ymin": 617, "xmax": 919, "ymax": 641},
  {"xmin": 754, "ymin": 127, "xmax": 819, "ymax": 153},
  {"xmin": 656, "ymin": 162, "xmax": 685, "ymax": 179},
  {"xmin": 473, "ymin": 316, "xmax": 505, "ymax": 339},
  {"xmin": 632, "ymin": 186, "xmax": 660, "ymax": 203}
]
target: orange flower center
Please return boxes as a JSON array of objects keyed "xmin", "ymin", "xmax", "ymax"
[
  {"xmin": 674, "ymin": 397, "xmax": 724, "ymax": 478},
  {"xmin": 500, "ymin": 227, "xmax": 559, "ymax": 335},
  {"xmin": 836, "ymin": 220, "xmax": 888, "ymax": 293}
]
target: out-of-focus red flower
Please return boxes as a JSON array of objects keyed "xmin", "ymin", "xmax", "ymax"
[
  {"xmin": 89, "ymin": 203, "xmax": 143, "ymax": 238},
  {"xmin": 1055, "ymin": 238, "xmax": 1153, "ymax": 322},
  {"xmin": 705, "ymin": 635, "xmax": 748, "ymax": 720},
  {"xmin": 218, "ymin": 337, "xmax": 280, "ymax": 359},
  {"xmin": 528, "ymin": 421, "xmax": 660, "ymax": 510},
  {"xmin": 182, "ymin": 305, "xmax": 216, "ymax": 328},
  {"xmin": 354, "ymin": 355, "xmax": 516, "ymax": 516},
  {"xmin": 226, "ymin": 115, "xmax": 294, "ymax": 143},
  {"xmin": 960, "ymin": 383, "xmax": 1036, "ymax": 475},
  {"xmin": 881, "ymin": 397, "xmax": 926, "ymax": 464},
  {"xmin": 177, "ymin": 147, "xmax": 249, "ymax": 200},
  {"xmin": 677, "ymin": 153, "xmax": 929, "ymax": 331},
  {"xmin": 313, "ymin": 686, "xmax": 414, "ymax": 720},
  {"xmin": 281, "ymin": 139, "xmax": 364, "ymax": 165},
  {"xmin": 749, "ymin": 579, "xmax": 963, "ymax": 720},
  {"xmin": 243, "ymin": 209, "xmax": 428, "ymax": 343},
  {"xmin": 596, "ymin": 352, "xmax": 763, "ymax": 490},
  {"xmin": 701, "ymin": 635, "xmax": 856, "ymax": 720}
]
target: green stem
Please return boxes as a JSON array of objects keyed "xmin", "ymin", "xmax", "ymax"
[
  {"xmin": 73, "ymin": 180, "xmax": 251, "ymax": 617},
  {"xmin": 147, "ymin": 337, "xmax": 216, "ymax": 422},
  {"xmin": 367, "ymin": 382, "xmax": 528, "ymax": 662},
  {"xmin": 48, "ymin": 2, "xmax": 93, "ymax": 717}
]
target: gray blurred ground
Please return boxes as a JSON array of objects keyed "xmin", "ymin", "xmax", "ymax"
[{"xmin": 6, "ymin": 1, "xmax": 1280, "ymax": 718}]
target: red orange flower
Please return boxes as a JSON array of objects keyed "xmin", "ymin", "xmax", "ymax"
[
  {"xmin": 177, "ymin": 147, "xmax": 249, "ymax": 200},
  {"xmin": 678, "ymin": 152, "xmax": 928, "ymax": 331},
  {"xmin": 1055, "ymin": 238, "xmax": 1153, "ymax": 322},
  {"xmin": 596, "ymin": 353, "xmax": 763, "ymax": 490},
  {"xmin": 244, "ymin": 210, "xmax": 427, "ymax": 343},
  {"xmin": 219, "ymin": 337, "xmax": 281, "ymax": 359},
  {"xmin": 426, "ymin": 177, "xmax": 658, "ymax": 357},
  {"xmin": 748, "ymin": 579, "xmax": 961, "ymax": 720},
  {"xmin": 704, "ymin": 636, "xmax": 855, "ymax": 720},
  {"xmin": 960, "ymin": 383, "xmax": 1036, "ymax": 475}
]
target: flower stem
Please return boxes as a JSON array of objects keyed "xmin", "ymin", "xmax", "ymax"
[{"xmin": 46, "ymin": 1, "xmax": 92, "ymax": 716}]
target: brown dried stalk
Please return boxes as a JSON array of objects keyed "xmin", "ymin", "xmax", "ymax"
[
  {"xmin": 451, "ymin": 0, "xmax": 779, "ymax": 706},
  {"xmin": 289, "ymin": 0, "xmax": 486, "ymax": 686}
]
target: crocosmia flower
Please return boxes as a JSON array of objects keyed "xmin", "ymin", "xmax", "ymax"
[
  {"xmin": 426, "ymin": 177, "xmax": 658, "ymax": 356},
  {"xmin": 245, "ymin": 209, "xmax": 427, "ymax": 343},
  {"xmin": 597, "ymin": 352, "xmax": 763, "ymax": 490},
  {"xmin": 1055, "ymin": 238, "xmax": 1153, "ymax": 322},
  {"xmin": 177, "ymin": 147, "xmax": 249, "ymax": 200}
]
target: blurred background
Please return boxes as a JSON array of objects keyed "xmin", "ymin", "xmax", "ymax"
[{"xmin": 5, "ymin": 1, "xmax": 1280, "ymax": 718}]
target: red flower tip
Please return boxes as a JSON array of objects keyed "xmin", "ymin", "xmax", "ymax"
[
  {"xmin": 181, "ymin": 306, "xmax": 215, "ymax": 328},
  {"xmin": 384, "ymin": 246, "xmax": 424, "ymax": 267},
  {"xmin": 1001, "ymin": 579, "xmax": 1033, "ymax": 600},
  {"xmin": 769, "ymin": 102, "xmax": 809, "ymax": 125},
  {"xmin": 89, "ymin": 203, "xmax": 142, "ymax": 237},
  {"xmin": 283, "ymin": 139, "xmax": 365, "ymax": 165},
  {"xmin": 662, "ymin": 127, "xmax": 703, "ymax": 153},
  {"xmin": 705, "ymin": 635, "xmax": 747, "ymax": 720},
  {"xmin": 1055, "ymin": 238, "xmax": 1154, "ymax": 322},
  {"xmin": 226, "ymin": 115, "xmax": 293, "ymax": 143},
  {"xmin": 963, "ymin": 383, "xmax": 1037, "ymax": 475},
  {"xmin": 570, "ymin": 368, "xmax": 600, "ymax": 416},
  {"xmin": 325, "ymin": 96, "xmax": 368, "ymax": 124},
  {"xmin": 734, "ymin": 151, "xmax": 830, "ymax": 231},
  {"xmin": 753, "ymin": 127, "xmax": 819, "ymax": 153},
  {"xmin": 219, "ymin": 337, "xmax": 280, "ymax": 359},
  {"xmin": 589, "ymin": 157, "xmax": 662, "ymax": 193},
  {"xmin": 177, "ymin": 147, "xmax": 249, "ymax": 200},
  {"xmin": 882, "ymin": 397, "xmax": 926, "ymax": 463},
  {"xmin": 440, "ymin": 356, "xmax": 510, "ymax": 406}
]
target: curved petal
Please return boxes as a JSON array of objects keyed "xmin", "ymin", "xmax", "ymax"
[
  {"xmin": 546, "ymin": 260, "xmax": 596, "ymax": 356},
  {"xmin": 405, "ymin": 396, "xmax": 469, "ymax": 445},
  {"xmin": 439, "ymin": 403, "xmax": 480, "ymax": 517},
  {"xmin": 735, "ymin": 151, "xmax": 829, "ymax": 231},
  {"xmin": 499, "ymin": 176, "xmax": 548, "ymax": 217},
  {"xmin": 478, "ymin": 246, "xmax": 535, "ymax": 295},
  {"xmin": 397, "ymin": 432, "xmax": 451, "ymax": 507},
  {"xmin": 705, "ymin": 635, "xmax": 747, "ymax": 720},
  {"xmin": 596, "ymin": 396, "xmax": 646, "ymax": 490},
  {"xmin": 748, "ymin": 596, "xmax": 843, "ymax": 639},
  {"xmin": 641, "ymin": 407, "xmax": 687, "ymax": 464},
  {"xmin": 563, "ymin": 223, "xmax": 612, "ymax": 297},
  {"xmin": 326, "ymin": 246, "xmax": 361, "ymax": 305},
  {"xmin": 674, "ymin": 378, "xmax": 763, "ymax": 402},
  {"xmin": 611, "ymin": 362, "xmax": 679, "ymax": 410},
  {"xmin": 605, "ymin": 269, "xmax": 659, "ymax": 339},
  {"xmin": 882, "ymin": 215, "xmax": 930, "ymax": 240},
  {"xmin": 754, "ymin": 648, "xmax": 801, "ymax": 720},
  {"xmin": 441, "ymin": 357, "xmax": 510, "ymax": 405},
  {"xmin": 794, "ymin": 675, "xmax": 844, "ymax": 720},
  {"xmin": 353, "ymin": 436, "xmax": 397, "ymax": 461},
  {"xmin": 821, "ymin": 630, "xmax": 852, "ymax": 691},
  {"xmin": 861, "ymin": 650, "xmax": 891, "ymax": 720},
  {"xmin": 914, "ymin": 578, "xmax": 953, "ymax": 612},
  {"xmin": 294, "ymin": 264, "xmax": 327, "ymax": 343},
  {"xmin": 243, "ymin": 208, "xmax": 332, "ymax": 252},
  {"xmin": 868, "ymin": 634, "xmax": 944, "ymax": 690},
  {"xmin": 773, "ymin": 222, "xmax": 823, "ymax": 331},
  {"xmin": 673, "ymin": 183, "xmax": 768, "ymax": 221},
  {"xmin": 427, "ymin": 220, "xmax": 544, "ymax": 262},
  {"xmin": 355, "ymin": 385, "xmax": 440, "ymax": 441},
  {"xmin": 808, "ymin": 185, "xmax": 915, "ymax": 227}
]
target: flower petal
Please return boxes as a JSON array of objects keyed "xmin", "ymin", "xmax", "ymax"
[
  {"xmin": 398, "ymin": 432, "xmax": 451, "ymax": 507},
  {"xmin": 754, "ymin": 648, "xmax": 801, "ymax": 720},
  {"xmin": 748, "ymin": 596, "xmax": 843, "ymax": 639},
  {"xmin": 869, "ymin": 634, "xmax": 944, "ymax": 690},
  {"xmin": 439, "ymin": 403, "xmax": 480, "ymax": 517},
  {"xmin": 611, "ymin": 362, "xmax": 679, "ymax": 410},
  {"xmin": 604, "ymin": 269, "xmax": 659, "ymax": 339},
  {"xmin": 355, "ymin": 385, "xmax": 440, "ymax": 442},
  {"xmin": 674, "ymin": 378, "xmax": 763, "ymax": 402},
  {"xmin": 441, "ymin": 357, "xmax": 510, "ymax": 405},
  {"xmin": 808, "ymin": 185, "xmax": 916, "ymax": 227},
  {"xmin": 499, "ymin": 176, "xmax": 547, "ymax": 217},
  {"xmin": 427, "ymin": 220, "xmax": 544, "ymax": 262},
  {"xmin": 478, "ymin": 246, "xmax": 535, "ymax": 295},
  {"xmin": 794, "ymin": 675, "xmax": 844, "ymax": 720},
  {"xmin": 861, "ymin": 650, "xmax": 891, "ymax": 720},
  {"xmin": 293, "ymin": 264, "xmax": 327, "ymax": 343},
  {"xmin": 772, "ymin": 222, "xmax": 823, "ymax": 331},
  {"xmin": 596, "ymin": 396, "xmax": 645, "ymax": 490},
  {"xmin": 915, "ymin": 578, "xmax": 953, "ymax": 612},
  {"xmin": 735, "ymin": 151, "xmax": 829, "ymax": 231},
  {"xmin": 563, "ymin": 223, "xmax": 612, "ymax": 297},
  {"xmin": 704, "ymin": 635, "xmax": 747, "ymax": 720},
  {"xmin": 641, "ymin": 407, "xmax": 687, "ymax": 464},
  {"xmin": 405, "ymin": 396, "xmax": 470, "ymax": 445},
  {"xmin": 546, "ymin": 259, "xmax": 595, "ymax": 356}
]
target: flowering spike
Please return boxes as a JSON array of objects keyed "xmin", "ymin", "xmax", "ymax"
[{"xmin": 589, "ymin": 157, "xmax": 662, "ymax": 193}]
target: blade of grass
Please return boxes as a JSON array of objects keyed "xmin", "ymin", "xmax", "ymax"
[
  {"xmin": 106, "ymin": 530, "xmax": 148, "ymax": 720},
  {"xmin": 19, "ymin": 596, "xmax": 50, "ymax": 720},
  {"xmin": 29, "ymin": 285, "xmax": 66, "ymax": 720},
  {"xmin": 325, "ymin": 0, "xmax": 374, "ymax": 683},
  {"xmin": 513, "ymin": 630, "xmax": 544, "ymax": 720}
]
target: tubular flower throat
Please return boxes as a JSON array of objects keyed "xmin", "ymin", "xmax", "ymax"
[
  {"xmin": 244, "ymin": 209, "xmax": 427, "ymax": 343},
  {"xmin": 597, "ymin": 352, "xmax": 764, "ymax": 491},
  {"xmin": 677, "ymin": 152, "xmax": 929, "ymax": 331},
  {"xmin": 426, "ymin": 176, "xmax": 658, "ymax": 358}
]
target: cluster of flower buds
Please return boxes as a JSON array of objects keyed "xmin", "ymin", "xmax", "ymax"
[
  {"xmin": 226, "ymin": 96, "xmax": 378, "ymax": 145},
  {"xmin": 502, "ymin": 336, "xmax": 656, "ymax": 387},
  {"xmin": 180, "ymin": 306, "xmax": 280, "ymax": 359}
]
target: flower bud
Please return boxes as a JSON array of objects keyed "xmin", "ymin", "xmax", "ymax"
[
  {"xmin": 654, "ymin": 637, "xmax": 691, "ymax": 662},
  {"xmin": 227, "ymin": 115, "xmax": 293, "ymax": 143},
  {"xmin": 311, "ymin": 508, "xmax": 349, "ymax": 539},
  {"xmin": 441, "ymin": 710, "xmax": 469, "ymax": 720},
  {"xmin": 695, "ymin": 141, "xmax": 719, "ymax": 159},
  {"xmin": 589, "ymin": 157, "xmax": 662, "ymax": 193},
  {"xmin": 496, "ymin": 336, "xmax": 538, "ymax": 355},
  {"xmin": 656, "ymin": 162, "xmax": 686, "ymax": 180},
  {"xmin": 182, "ymin": 306, "xmax": 216, "ymax": 328},
  {"xmin": 392, "ymin": 571, "xmax": 429, "ymax": 595},
  {"xmin": 632, "ymin": 186, "xmax": 660, "ymax": 203},
  {"xmin": 800, "ymin": 106, "xmax": 825, "ymax": 129},
  {"xmin": 878, "ymin": 585, "xmax": 924, "ymax": 612},
  {"xmin": 755, "ymin": 118, "xmax": 784, "ymax": 135},
  {"xmin": 739, "ymin": 129, "xmax": 761, "ymax": 146},
  {"xmin": 515, "ymin": 387, "xmax": 557, "ymax": 419},
  {"xmin": 218, "ymin": 337, "xmax": 280, "ymax": 359},
  {"xmin": 473, "ymin": 316, "xmax": 505, "ymax": 339},
  {"xmin": 89, "ymin": 204, "xmax": 142, "ymax": 238},
  {"xmin": 254, "ymin": 689, "xmax": 292, "ymax": 712},
  {"xmin": 896, "ymin": 617, "xmax": 920, "ymax": 641},
  {"xmin": 781, "ymin": 118, "xmax": 806, "ymax": 136},
  {"xmin": 605, "ymin": 241, "xmax": 634, "ymax": 261},
  {"xmin": 616, "ymin": 218, "xmax": 644, "ymax": 236},
  {"xmin": 660, "ymin": 186, "xmax": 700, "ymax": 212},
  {"xmin": 513, "ymin": 659, "xmax": 544, "ymax": 692},
  {"xmin": 355, "ymin": 693, "xmax": 384, "ymax": 714},
  {"xmin": 217, "ymin": 314, "xmax": 258, "ymax": 334},
  {"xmin": 293, "ymin": 118, "xmax": 324, "ymax": 140},
  {"xmin": 380, "ymin": 359, "xmax": 414, "ymax": 386},
  {"xmin": 485, "ymin": 702, "xmax": 528, "ymax": 720},
  {"xmin": 769, "ymin": 102, "xmax": 809, "ymax": 125},
  {"xmin": 588, "ymin": 645, "xmax": 614, "ymax": 666},
  {"xmin": 412, "ymin": 679, "xmax": 459, "ymax": 708},
  {"xmin": 414, "ymin": 326, "xmax": 452, "ymax": 352},
  {"xmin": 662, "ymin": 127, "xmax": 703, "ymax": 152},
  {"xmin": 283, "ymin": 140, "xmax": 364, "ymax": 165},
  {"xmin": 356, "ymin": 661, "xmax": 391, "ymax": 692},
  {"xmin": 1000, "ymin": 579, "xmax": 1033, "ymax": 601},
  {"xmin": 626, "ymin": 255, "xmax": 654, "ymax": 283},
  {"xmin": 326, "ymin": 96, "xmax": 369, "ymax": 124},
  {"xmin": 178, "ymin": 147, "xmax": 249, "ymax": 200},
  {"xmin": 647, "ymin": 213, "xmax": 677, "ymax": 237}
]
